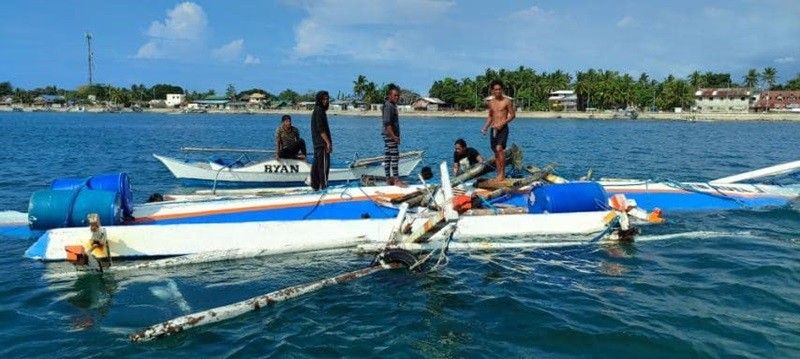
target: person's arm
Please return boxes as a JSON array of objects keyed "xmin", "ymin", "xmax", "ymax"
[
  {"xmin": 385, "ymin": 125, "xmax": 399, "ymax": 143},
  {"xmin": 321, "ymin": 133, "xmax": 331, "ymax": 153},
  {"xmin": 275, "ymin": 130, "xmax": 282, "ymax": 159},
  {"xmin": 382, "ymin": 105, "xmax": 400, "ymax": 143},
  {"xmin": 453, "ymin": 162, "xmax": 460, "ymax": 175},
  {"xmin": 476, "ymin": 154, "xmax": 485, "ymax": 163},
  {"xmin": 481, "ymin": 108, "xmax": 492, "ymax": 135},
  {"xmin": 504, "ymin": 100, "xmax": 516, "ymax": 126}
]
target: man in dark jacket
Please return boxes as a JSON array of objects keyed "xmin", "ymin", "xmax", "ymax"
[
  {"xmin": 382, "ymin": 84, "xmax": 405, "ymax": 186},
  {"xmin": 310, "ymin": 91, "xmax": 331, "ymax": 190}
]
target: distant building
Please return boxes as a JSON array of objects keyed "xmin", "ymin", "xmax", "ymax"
[
  {"xmin": 752, "ymin": 91, "xmax": 800, "ymax": 112},
  {"xmin": 34, "ymin": 95, "xmax": 66, "ymax": 106},
  {"xmin": 2, "ymin": 96, "xmax": 13, "ymax": 105},
  {"xmin": 296, "ymin": 101, "xmax": 315, "ymax": 110},
  {"xmin": 148, "ymin": 99, "xmax": 166, "ymax": 108},
  {"xmin": 245, "ymin": 93, "xmax": 267, "ymax": 108},
  {"xmin": 330, "ymin": 100, "xmax": 350, "ymax": 111},
  {"xmin": 165, "ymin": 93, "xmax": 186, "ymax": 107},
  {"xmin": 548, "ymin": 90, "xmax": 577, "ymax": 111},
  {"xmin": 192, "ymin": 95, "xmax": 228, "ymax": 109},
  {"xmin": 412, "ymin": 97, "xmax": 447, "ymax": 111},
  {"xmin": 693, "ymin": 88, "xmax": 752, "ymax": 113}
]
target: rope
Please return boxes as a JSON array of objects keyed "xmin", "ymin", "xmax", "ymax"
[
  {"xmin": 589, "ymin": 216, "xmax": 619, "ymax": 243},
  {"xmin": 476, "ymin": 195, "xmax": 499, "ymax": 214}
]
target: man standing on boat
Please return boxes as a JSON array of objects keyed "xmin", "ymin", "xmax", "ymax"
[
  {"xmin": 481, "ymin": 80, "xmax": 515, "ymax": 181},
  {"xmin": 310, "ymin": 91, "xmax": 332, "ymax": 190},
  {"xmin": 275, "ymin": 115, "xmax": 307, "ymax": 161},
  {"xmin": 453, "ymin": 138, "xmax": 484, "ymax": 175},
  {"xmin": 382, "ymin": 84, "xmax": 406, "ymax": 186}
]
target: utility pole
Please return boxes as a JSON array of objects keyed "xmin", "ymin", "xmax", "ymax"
[{"xmin": 86, "ymin": 33, "xmax": 94, "ymax": 85}]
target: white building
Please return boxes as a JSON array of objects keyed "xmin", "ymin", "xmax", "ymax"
[
  {"xmin": 412, "ymin": 97, "xmax": 447, "ymax": 111},
  {"xmin": 548, "ymin": 90, "xmax": 578, "ymax": 111},
  {"xmin": 165, "ymin": 93, "xmax": 186, "ymax": 107},
  {"xmin": 693, "ymin": 88, "xmax": 751, "ymax": 113}
]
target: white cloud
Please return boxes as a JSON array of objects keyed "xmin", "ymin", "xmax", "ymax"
[
  {"xmin": 146, "ymin": 2, "xmax": 207, "ymax": 40},
  {"xmin": 775, "ymin": 56, "xmax": 796, "ymax": 63},
  {"xmin": 135, "ymin": 41, "xmax": 161, "ymax": 59},
  {"xmin": 291, "ymin": 0, "xmax": 453, "ymax": 60},
  {"xmin": 135, "ymin": 2, "xmax": 208, "ymax": 59},
  {"xmin": 616, "ymin": 16, "xmax": 634, "ymax": 28},
  {"xmin": 212, "ymin": 39, "xmax": 245, "ymax": 62},
  {"xmin": 513, "ymin": 5, "xmax": 546, "ymax": 18},
  {"xmin": 135, "ymin": 2, "xmax": 256, "ymax": 64},
  {"xmin": 244, "ymin": 54, "xmax": 261, "ymax": 65}
]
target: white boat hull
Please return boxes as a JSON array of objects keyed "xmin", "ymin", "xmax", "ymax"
[
  {"xmin": 154, "ymin": 151, "xmax": 423, "ymax": 186},
  {"xmin": 26, "ymin": 210, "xmax": 613, "ymax": 261}
]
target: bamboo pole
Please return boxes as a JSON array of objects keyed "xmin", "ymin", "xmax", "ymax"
[
  {"xmin": 181, "ymin": 147, "xmax": 276, "ymax": 154},
  {"xmin": 130, "ymin": 263, "xmax": 402, "ymax": 342}
]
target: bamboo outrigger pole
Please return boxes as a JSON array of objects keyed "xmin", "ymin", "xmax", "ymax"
[
  {"xmin": 130, "ymin": 263, "xmax": 402, "ymax": 342},
  {"xmin": 181, "ymin": 147, "xmax": 276, "ymax": 154},
  {"xmin": 131, "ymin": 162, "xmax": 461, "ymax": 343}
]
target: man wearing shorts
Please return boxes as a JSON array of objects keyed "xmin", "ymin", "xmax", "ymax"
[{"xmin": 481, "ymin": 79, "xmax": 515, "ymax": 181}]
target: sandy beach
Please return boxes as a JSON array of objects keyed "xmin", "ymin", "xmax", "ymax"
[{"xmin": 3, "ymin": 105, "xmax": 800, "ymax": 121}]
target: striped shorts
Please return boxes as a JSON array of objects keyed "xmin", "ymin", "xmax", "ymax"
[{"xmin": 383, "ymin": 135, "xmax": 399, "ymax": 178}]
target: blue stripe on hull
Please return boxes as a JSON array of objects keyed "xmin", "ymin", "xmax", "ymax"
[
  {"xmin": 147, "ymin": 199, "xmax": 401, "ymax": 225},
  {"xmin": 24, "ymin": 232, "xmax": 50, "ymax": 259}
]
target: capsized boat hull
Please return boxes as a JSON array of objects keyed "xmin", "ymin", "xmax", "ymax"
[
  {"xmin": 134, "ymin": 181, "xmax": 799, "ymax": 227},
  {"xmin": 600, "ymin": 181, "xmax": 800, "ymax": 211},
  {"xmin": 25, "ymin": 210, "xmax": 615, "ymax": 261},
  {"xmin": 154, "ymin": 151, "xmax": 423, "ymax": 187}
]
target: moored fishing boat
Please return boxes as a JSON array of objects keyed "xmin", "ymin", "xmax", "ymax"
[{"xmin": 153, "ymin": 148, "xmax": 424, "ymax": 187}]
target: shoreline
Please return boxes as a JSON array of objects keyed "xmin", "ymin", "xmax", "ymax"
[{"xmin": 2, "ymin": 105, "xmax": 800, "ymax": 122}]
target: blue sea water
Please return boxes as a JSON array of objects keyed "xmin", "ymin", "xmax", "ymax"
[{"xmin": 0, "ymin": 112, "xmax": 799, "ymax": 357}]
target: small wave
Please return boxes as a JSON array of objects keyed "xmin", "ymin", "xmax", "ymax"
[{"xmin": 636, "ymin": 230, "xmax": 766, "ymax": 243}]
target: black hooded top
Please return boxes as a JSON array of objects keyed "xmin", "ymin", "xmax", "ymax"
[{"xmin": 310, "ymin": 91, "xmax": 330, "ymax": 149}]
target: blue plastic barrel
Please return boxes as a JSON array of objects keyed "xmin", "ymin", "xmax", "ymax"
[
  {"xmin": 88, "ymin": 173, "xmax": 132, "ymax": 216},
  {"xmin": 28, "ymin": 188, "xmax": 123, "ymax": 230},
  {"xmin": 50, "ymin": 173, "xmax": 132, "ymax": 217},
  {"xmin": 28, "ymin": 189, "xmax": 79, "ymax": 230},
  {"xmin": 51, "ymin": 178, "xmax": 88, "ymax": 191},
  {"xmin": 70, "ymin": 190, "xmax": 122, "ymax": 227},
  {"xmin": 528, "ymin": 182, "xmax": 609, "ymax": 214}
]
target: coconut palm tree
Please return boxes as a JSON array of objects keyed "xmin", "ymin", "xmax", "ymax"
[
  {"xmin": 761, "ymin": 67, "xmax": 778, "ymax": 90},
  {"xmin": 743, "ymin": 69, "xmax": 759, "ymax": 89}
]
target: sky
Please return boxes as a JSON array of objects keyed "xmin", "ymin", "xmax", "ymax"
[{"xmin": 1, "ymin": 0, "xmax": 799, "ymax": 95}]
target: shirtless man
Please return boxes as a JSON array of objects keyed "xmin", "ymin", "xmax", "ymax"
[{"xmin": 480, "ymin": 80, "xmax": 515, "ymax": 181}]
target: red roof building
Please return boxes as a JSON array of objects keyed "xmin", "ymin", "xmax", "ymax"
[{"xmin": 752, "ymin": 91, "xmax": 800, "ymax": 112}]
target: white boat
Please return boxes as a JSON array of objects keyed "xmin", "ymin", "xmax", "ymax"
[
  {"xmin": 26, "ymin": 163, "xmax": 646, "ymax": 261},
  {"xmin": 25, "ymin": 210, "xmax": 625, "ymax": 261},
  {"xmin": 153, "ymin": 150, "xmax": 424, "ymax": 187}
]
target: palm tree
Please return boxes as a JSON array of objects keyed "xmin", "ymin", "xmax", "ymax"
[
  {"xmin": 761, "ymin": 67, "xmax": 777, "ymax": 90},
  {"xmin": 743, "ymin": 69, "xmax": 759, "ymax": 89},
  {"xmin": 352, "ymin": 75, "xmax": 369, "ymax": 101},
  {"xmin": 688, "ymin": 71, "xmax": 702, "ymax": 89}
]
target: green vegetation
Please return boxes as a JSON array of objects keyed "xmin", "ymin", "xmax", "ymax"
[{"xmin": 2, "ymin": 67, "xmax": 798, "ymax": 110}]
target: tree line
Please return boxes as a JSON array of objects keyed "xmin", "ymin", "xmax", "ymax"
[
  {"xmin": 428, "ymin": 67, "xmax": 800, "ymax": 111},
  {"xmin": 2, "ymin": 67, "xmax": 799, "ymax": 110}
]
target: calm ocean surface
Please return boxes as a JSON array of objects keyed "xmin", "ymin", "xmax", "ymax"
[{"xmin": 0, "ymin": 112, "xmax": 798, "ymax": 357}]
